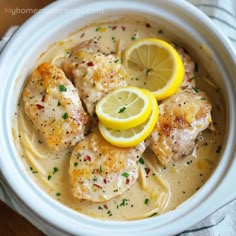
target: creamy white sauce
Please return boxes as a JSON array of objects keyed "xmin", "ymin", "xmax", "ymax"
[{"xmin": 14, "ymin": 17, "xmax": 225, "ymax": 220}]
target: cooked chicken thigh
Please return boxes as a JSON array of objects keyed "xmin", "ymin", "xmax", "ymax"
[
  {"xmin": 62, "ymin": 40, "xmax": 127, "ymax": 116},
  {"xmin": 62, "ymin": 39, "xmax": 99, "ymax": 80},
  {"xmin": 23, "ymin": 63, "xmax": 88, "ymax": 151},
  {"xmin": 148, "ymin": 89, "xmax": 212, "ymax": 166},
  {"xmin": 177, "ymin": 47, "xmax": 196, "ymax": 89},
  {"xmin": 69, "ymin": 129, "xmax": 146, "ymax": 202}
]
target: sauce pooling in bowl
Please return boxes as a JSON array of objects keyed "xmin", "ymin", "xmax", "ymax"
[{"xmin": 14, "ymin": 17, "xmax": 225, "ymax": 220}]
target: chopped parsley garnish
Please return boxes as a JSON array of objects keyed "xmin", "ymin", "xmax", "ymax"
[
  {"xmin": 53, "ymin": 167, "xmax": 59, "ymax": 174},
  {"xmin": 98, "ymin": 206, "xmax": 103, "ymax": 210},
  {"xmin": 146, "ymin": 68, "xmax": 152, "ymax": 76},
  {"xmin": 47, "ymin": 167, "xmax": 59, "ymax": 181},
  {"xmin": 29, "ymin": 166, "xmax": 38, "ymax": 174},
  {"xmin": 65, "ymin": 51, "xmax": 71, "ymax": 58},
  {"xmin": 59, "ymin": 85, "xmax": 67, "ymax": 92},
  {"xmin": 192, "ymin": 88, "xmax": 199, "ymax": 93},
  {"xmin": 57, "ymin": 101, "xmax": 61, "ymax": 106},
  {"xmin": 82, "ymin": 72, "xmax": 88, "ymax": 77},
  {"xmin": 99, "ymin": 165, "xmax": 103, "ymax": 173},
  {"xmin": 62, "ymin": 112, "xmax": 69, "ymax": 119},
  {"xmin": 144, "ymin": 198, "xmax": 149, "ymax": 205},
  {"xmin": 149, "ymin": 212, "xmax": 158, "ymax": 217},
  {"xmin": 131, "ymin": 31, "xmax": 138, "ymax": 41},
  {"xmin": 107, "ymin": 210, "xmax": 112, "ymax": 216},
  {"xmin": 76, "ymin": 153, "xmax": 81, "ymax": 158},
  {"xmin": 56, "ymin": 192, "xmax": 61, "ymax": 197},
  {"xmin": 185, "ymin": 160, "xmax": 193, "ymax": 165},
  {"xmin": 122, "ymin": 172, "xmax": 129, "ymax": 178},
  {"xmin": 120, "ymin": 198, "xmax": 129, "ymax": 207},
  {"xmin": 74, "ymin": 162, "xmax": 78, "ymax": 167},
  {"xmin": 138, "ymin": 157, "xmax": 145, "ymax": 165},
  {"xmin": 112, "ymin": 36, "xmax": 116, "ymax": 43},
  {"xmin": 118, "ymin": 107, "xmax": 126, "ymax": 113},
  {"xmin": 200, "ymin": 97, "xmax": 206, "ymax": 100}
]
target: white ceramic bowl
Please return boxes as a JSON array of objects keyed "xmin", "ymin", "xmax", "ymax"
[{"xmin": 0, "ymin": 0, "xmax": 236, "ymax": 235}]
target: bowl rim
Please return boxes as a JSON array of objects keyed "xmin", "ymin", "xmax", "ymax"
[{"xmin": 0, "ymin": 0, "xmax": 236, "ymax": 235}]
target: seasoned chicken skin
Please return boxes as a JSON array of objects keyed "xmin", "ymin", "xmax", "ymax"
[
  {"xmin": 148, "ymin": 89, "xmax": 212, "ymax": 166},
  {"xmin": 69, "ymin": 129, "xmax": 146, "ymax": 202},
  {"xmin": 63, "ymin": 40, "xmax": 127, "ymax": 116},
  {"xmin": 62, "ymin": 39, "xmax": 99, "ymax": 80},
  {"xmin": 176, "ymin": 47, "xmax": 196, "ymax": 89},
  {"xmin": 23, "ymin": 63, "xmax": 88, "ymax": 151}
]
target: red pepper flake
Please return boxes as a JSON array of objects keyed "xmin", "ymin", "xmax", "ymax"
[
  {"xmin": 84, "ymin": 155, "xmax": 91, "ymax": 162},
  {"xmin": 36, "ymin": 104, "xmax": 44, "ymax": 110},
  {"xmin": 145, "ymin": 23, "xmax": 151, "ymax": 28},
  {"xmin": 41, "ymin": 94, "xmax": 45, "ymax": 102},
  {"xmin": 93, "ymin": 183, "xmax": 103, "ymax": 189},
  {"xmin": 121, "ymin": 26, "xmax": 126, "ymax": 31},
  {"xmin": 112, "ymin": 26, "xmax": 117, "ymax": 30},
  {"xmin": 87, "ymin": 61, "xmax": 94, "ymax": 67},
  {"xmin": 145, "ymin": 167, "xmax": 150, "ymax": 175},
  {"xmin": 103, "ymin": 204, "xmax": 108, "ymax": 209},
  {"xmin": 103, "ymin": 179, "xmax": 107, "ymax": 184},
  {"xmin": 80, "ymin": 32, "xmax": 85, "ymax": 38},
  {"xmin": 92, "ymin": 169, "xmax": 98, "ymax": 174},
  {"xmin": 126, "ymin": 178, "xmax": 130, "ymax": 185}
]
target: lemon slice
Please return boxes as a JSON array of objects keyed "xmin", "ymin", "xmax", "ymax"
[
  {"xmin": 98, "ymin": 90, "xmax": 158, "ymax": 147},
  {"xmin": 123, "ymin": 38, "xmax": 184, "ymax": 100},
  {"xmin": 96, "ymin": 86, "xmax": 152, "ymax": 130}
]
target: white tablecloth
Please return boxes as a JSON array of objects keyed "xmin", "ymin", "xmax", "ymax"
[{"xmin": 0, "ymin": 1, "xmax": 236, "ymax": 235}]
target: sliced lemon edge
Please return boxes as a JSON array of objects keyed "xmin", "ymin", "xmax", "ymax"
[
  {"xmin": 151, "ymin": 40, "xmax": 184, "ymax": 100},
  {"xmin": 98, "ymin": 90, "xmax": 159, "ymax": 147},
  {"xmin": 123, "ymin": 38, "xmax": 185, "ymax": 101},
  {"xmin": 96, "ymin": 86, "xmax": 152, "ymax": 130}
]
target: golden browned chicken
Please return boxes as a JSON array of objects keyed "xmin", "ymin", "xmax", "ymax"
[
  {"xmin": 62, "ymin": 40, "xmax": 127, "ymax": 116},
  {"xmin": 69, "ymin": 129, "xmax": 146, "ymax": 202},
  {"xmin": 147, "ymin": 89, "xmax": 212, "ymax": 166},
  {"xmin": 23, "ymin": 63, "xmax": 89, "ymax": 151}
]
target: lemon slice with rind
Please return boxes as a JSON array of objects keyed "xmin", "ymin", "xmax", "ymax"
[
  {"xmin": 96, "ymin": 86, "xmax": 152, "ymax": 130},
  {"xmin": 98, "ymin": 90, "xmax": 158, "ymax": 147},
  {"xmin": 123, "ymin": 38, "xmax": 184, "ymax": 100}
]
